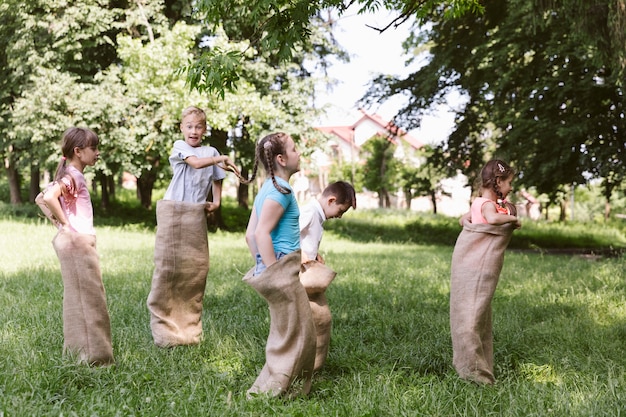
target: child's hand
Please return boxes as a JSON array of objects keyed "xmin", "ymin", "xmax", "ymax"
[{"xmin": 205, "ymin": 202, "xmax": 220, "ymax": 213}]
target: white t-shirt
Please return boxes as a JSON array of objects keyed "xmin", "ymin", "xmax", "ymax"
[
  {"xmin": 299, "ymin": 198, "xmax": 326, "ymax": 261},
  {"xmin": 163, "ymin": 140, "xmax": 226, "ymax": 203}
]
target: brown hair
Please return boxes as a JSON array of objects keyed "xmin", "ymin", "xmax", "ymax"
[
  {"xmin": 478, "ymin": 159, "xmax": 515, "ymax": 201},
  {"xmin": 322, "ymin": 181, "xmax": 357, "ymax": 209},
  {"xmin": 53, "ymin": 127, "xmax": 99, "ymax": 194},
  {"xmin": 245, "ymin": 132, "xmax": 292, "ymax": 194}
]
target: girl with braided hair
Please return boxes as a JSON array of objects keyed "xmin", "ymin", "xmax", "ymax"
[
  {"xmin": 450, "ymin": 159, "xmax": 520, "ymax": 385},
  {"xmin": 242, "ymin": 133, "xmax": 317, "ymax": 398},
  {"xmin": 245, "ymin": 132, "xmax": 301, "ymax": 276}
]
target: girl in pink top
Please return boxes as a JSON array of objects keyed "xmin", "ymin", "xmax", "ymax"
[
  {"xmin": 450, "ymin": 159, "xmax": 520, "ymax": 385},
  {"xmin": 469, "ymin": 160, "xmax": 521, "ymax": 227},
  {"xmin": 38, "ymin": 127, "xmax": 114, "ymax": 366}
]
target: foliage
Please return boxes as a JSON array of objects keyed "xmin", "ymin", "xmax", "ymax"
[
  {"xmin": 360, "ymin": 134, "xmax": 400, "ymax": 207},
  {"xmin": 1, "ymin": 217, "xmax": 626, "ymax": 416},
  {"xmin": 364, "ymin": 0, "xmax": 625, "ymax": 212},
  {"xmin": 188, "ymin": 0, "xmax": 484, "ymax": 95}
]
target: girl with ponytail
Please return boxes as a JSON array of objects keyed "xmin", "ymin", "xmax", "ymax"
[{"xmin": 36, "ymin": 127, "xmax": 114, "ymax": 366}]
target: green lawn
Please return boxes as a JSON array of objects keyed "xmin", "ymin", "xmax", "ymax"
[{"xmin": 1, "ymin": 215, "xmax": 625, "ymax": 416}]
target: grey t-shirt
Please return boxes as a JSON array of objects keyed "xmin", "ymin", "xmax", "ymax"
[{"xmin": 163, "ymin": 140, "xmax": 226, "ymax": 203}]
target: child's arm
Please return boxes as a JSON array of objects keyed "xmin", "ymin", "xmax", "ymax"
[
  {"xmin": 253, "ymin": 199, "xmax": 285, "ymax": 268},
  {"xmin": 482, "ymin": 202, "xmax": 521, "ymax": 228},
  {"xmin": 205, "ymin": 179, "xmax": 222, "ymax": 213},
  {"xmin": 459, "ymin": 211, "xmax": 470, "ymax": 226},
  {"xmin": 42, "ymin": 182, "xmax": 71, "ymax": 231},
  {"xmin": 184, "ymin": 154, "xmax": 233, "ymax": 169},
  {"xmin": 245, "ymin": 208, "xmax": 259, "ymax": 259}
]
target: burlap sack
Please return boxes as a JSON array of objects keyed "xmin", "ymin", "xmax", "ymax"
[
  {"xmin": 243, "ymin": 251, "xmax": 316, "ymax": 397},
  {"xmin": 300, "ymin": 260, "xmax": 337, "ymax": 371},
  {"xmin": 450, "ymin": 220, "xmax": 515, "ymax": 384},
  {"xmin": 147, "ymin": 200, "xmax": 209, "ymax": 347},
  {"xmin": 53, "ymin": 230, "xmax": 114, "ymax": 366}
]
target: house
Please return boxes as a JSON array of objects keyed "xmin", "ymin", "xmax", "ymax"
[
  {"xmin": 311, "ymin": 109, "xmax": 471, "ymax": 215},
  {"xmin": 315, "ymin": 109, "xmax": 423, "ymax": 165}
]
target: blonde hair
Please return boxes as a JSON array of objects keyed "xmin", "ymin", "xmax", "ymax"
[{"xmin": 180, "ymin": 106, "xmax": 207, "ymax": 125}]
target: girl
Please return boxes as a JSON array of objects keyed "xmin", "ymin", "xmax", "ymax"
[
  {"xmin": 242, "ymin": 132, "xmax": 316, "ymax": 397},
  {"xmin": 245, "ymin": 132, "xmax": 301, "ymax": 274},
  {"xmin": 37, "ymin": 127, "xmax": 114, "ymax": 366},
  {"xmin": 450, "ymin": 159, "xmax": 520, "ymax": 385}
]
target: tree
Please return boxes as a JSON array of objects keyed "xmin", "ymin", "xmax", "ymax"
[
  {"xmin": 186, "ymin": 0, "xmax": 483, "ymax": 95},
  {"xmin": 363, "ymin": 0, "xmax": 625, "ymax": 219},
  {"xmin": 361, "ymin": 134, "xmax": 399, "ymax": 208}
]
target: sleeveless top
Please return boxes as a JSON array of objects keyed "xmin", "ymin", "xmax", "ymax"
[{"xmin": 470, "ymin": 197, "xmax": 509, "ymax": 224}]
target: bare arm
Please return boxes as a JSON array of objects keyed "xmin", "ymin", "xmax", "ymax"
[
  {"xmin": 459, "ymin": 211, "xmax": 470, "ymax": 226},
  {"xmin": 245, "ymin": 207, "xmax": 259, "ymax": 259},
  {"xmin": 205, "ymin": 179, "xmax": 223, "ymax": 213},
  {"xmin": 482, "ymin": 203, "xmax": 521, "ymax": 228},
  {"xmin": 184, "ymin": 154, "xmax": 233, "ymax": 169},
  {"xmin": 42, "ymin": 182, "xmax": 71, "ymax": 231},
  {"xmin": 253, "ymin": 199, "xmax": 285, "ymax": 268}
]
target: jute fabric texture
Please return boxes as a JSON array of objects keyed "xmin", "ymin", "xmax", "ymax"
[
  {"xmin": 243, "ymin": 251, "xmax": 316, "ymax": 397},
  {"xmin": 147, "ymin": 200, "xmax": 209, "ymax": 347},
  {"xmin": 299, "ymin": 260, "xmax": 337, "ymax": 371},
  {"xmin": 450, "ymin": 220, "xmax": 514, "ymax": 384},
  {"xmin": 52, "ymin": 230, "xmax": 114, "ymax": 366}
]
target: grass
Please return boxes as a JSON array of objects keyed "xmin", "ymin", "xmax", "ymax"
[{"xmin": 1, "ymin": 210, "xmax": 626, "ymax": 416}]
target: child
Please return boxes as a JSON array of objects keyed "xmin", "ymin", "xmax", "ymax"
[
  {"xmin": 36, "ymin": 127, "xmax": 114, "ymax": 366},
  {"xmin": 242, "ymin": 132, "xmax": 316, "ymax": 397},
  {"xmin": 147, "ymin": 106, "xmax": 234, "ymax": 348},
  {"xmin": 299, "ymin": 181, "xmax": 356, "ymax": 371},
  {"xmin": 450, "ymin": 159, "xmax": 521, "ymax": 385}
]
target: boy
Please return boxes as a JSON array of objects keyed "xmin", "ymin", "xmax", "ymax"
[
  {"xmin": 147, "ymin": 106, "xmax": 232, "ymax": 347},
  {"xmin": 299, "ymin": 181, "xmax": 356, "ymax": 371},
  {"xmin": 299, "ymin": 181, "xmax": 357, "ymax": 263}
]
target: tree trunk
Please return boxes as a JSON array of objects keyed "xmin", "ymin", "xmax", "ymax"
[
  {"xmin": 237, "ymin": 166, "xmax": 250, "ymax": 209},
  {"xmin": 137, "ymin": 170, "xmax": 156, "ymax": 209},
  {"xmin": 430, "ymin": 190, "xmax": 438, "ymax": 215},
  {"xmin": 559, "ymin": 198, "xmax": 567, "ymax": 222},
  {"xmin": 5, "ymin": 150, "xmax": 22, "ymax": 205},
  {"xmin": 99, "ymin": 172, "xmax": 110, "ymax": 210},
  {"xmin": 29, "ymin": 165, "xmax": 40, "ymax": 203}
]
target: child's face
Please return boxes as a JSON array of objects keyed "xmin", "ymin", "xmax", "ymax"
[
  {"xmin": 323, "ymin": 197, "xmax": 352, "ymax": 219},
  {"xmin": 497, "ymin": 175, "xmax": 514, "ymax": 198},
  {"xmin": 76, "ymin": 145, "xmax": 100, "ymax": 167},
  {"xmin": 180, "ymin": 114, "xmax": 207, "ymax": 148},
  {"xmin": 281, "ymin": 136, "xmax": 301, "ymax": 174}
]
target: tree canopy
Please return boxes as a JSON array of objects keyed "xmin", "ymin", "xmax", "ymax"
[{"xmin": 363, "ymin": 0, "xmax": 625, "ymax": 214}]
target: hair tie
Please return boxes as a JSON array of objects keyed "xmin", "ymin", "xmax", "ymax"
[
  {"xmin": 61, "ymin": 156, "xmax": 67, "ymax": 161},
  {"xmin": 497, "ymin": 163, "xmax": 505, "ymax": 172},
  {"xmin": 263, "ymin": 141, "xmax": 272, "ymax": 150}
]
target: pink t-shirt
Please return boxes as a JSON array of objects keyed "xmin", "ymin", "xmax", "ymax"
[
  {"xmin": 470, "ymin": 197, "xmax": 509, "ymax": 224},
  {"xmin": 59, "ymin": 166, "xmax": 95, "ymax": 235}
]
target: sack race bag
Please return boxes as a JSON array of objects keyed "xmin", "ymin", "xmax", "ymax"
[
  {"xmin": 450, "ymin": 220, "xmax": 514, "ymax": 384},
  {"xmin": 53, "ymin": 230, "xmax": 114, "ymax": 366},
  {"xmin": 299, "ymin": 260, "xmax": 337, "ymax": 371},
  {"xmin": 243, "ymin": 250, "xmax": 316, "ymax": 397},
  {"xmin": 147, "ymin": 200, "xmax": 209, "ymax": 347}
]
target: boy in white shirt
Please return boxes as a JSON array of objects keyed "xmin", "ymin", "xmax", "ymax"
[
  {"xmin": 299, "ymin": 181, "xmax": 356, "ymax": 263},
  {"xmin": 299, "ymin": 181, "xmax": 356, "ymax": 371}
]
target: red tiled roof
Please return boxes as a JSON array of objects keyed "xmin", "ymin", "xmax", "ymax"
[{"xmin": 316, "ymin": 109, "xmax": 422, "ymax": 149}]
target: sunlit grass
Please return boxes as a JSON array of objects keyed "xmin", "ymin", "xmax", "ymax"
[{"xmin": 1, "ymin": 217, "xmax": 625, "ymax": 416}]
